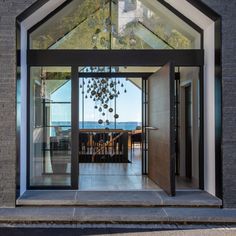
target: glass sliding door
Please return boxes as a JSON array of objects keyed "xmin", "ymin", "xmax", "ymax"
[{"xmin": 29, "ymin": 67, "xmax": 72, "ymax": 187}]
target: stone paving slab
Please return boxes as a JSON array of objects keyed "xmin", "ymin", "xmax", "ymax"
[
  {"xmin": 164, "ymin": 208, "xmax": 236, "ymax": 223},
  {"xmin": 0, "ymin": 207, "xmax": 235, "ymax": 224},
  {"xmin": 158, "ymin": 191, "xmax": 222, "ymax": 207},
  {"xmin": 17, "ymin": 191, "xmax": 77, "ymax": 206},
  {"xmin": 0, "ymin": 207, "xmax": 74, "ymax": 222},
  {"xmin": 76, "ymin": 191, "xmax": 162, "ymax": 206},
  {"xmin": 73, "ymin": 207, "xmax": 167, "ymax": 223},
  {"xmin": 17, "ymin": 190, "xmax": 222, "ymax": 207}
]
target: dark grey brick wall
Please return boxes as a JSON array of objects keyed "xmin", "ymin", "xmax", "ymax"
[
  {"xmin": 0, "ymin": 0, "xmax": 37, "ymax": 207},
  {"xmin": 0, "ymin": 0, "xmax": 235, "ymax": 208},
  {"xmin": 201, "ymin": 0, "xmax": 236, "ymax": 208}
]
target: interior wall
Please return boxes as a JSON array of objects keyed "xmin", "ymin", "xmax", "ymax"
[{"xmin": 179, "ymin": 67, "xmax": 199, "ymax": 184}]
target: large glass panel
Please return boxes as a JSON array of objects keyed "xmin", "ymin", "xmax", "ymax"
[
  {"xmin": 30, "ymin": 0, "xmax": 201, "ymax": 50},
  {"xmin": 30, "ymin": 67, "xmax": 71, "ymax": 187},
  {"xmin": 79, "ymin": 66, "xmax": 142, "ymax": 130},
  {"xmin": 16, "ymin": 67, "xmax": 21, "ymax": 196},
  {"xmin": 79, "ymin": 76, "xmax": 142, "ymax": 130},
  {"xmin": 78, "ymin": 67, "xmax": 142, "ymax": 164}
]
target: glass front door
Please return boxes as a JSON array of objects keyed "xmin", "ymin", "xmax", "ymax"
[
  {"xmin": 25, "ymin": 0, "xmax": 204, "ymax": 191},
  {"xmin": 28, "ymin": 65, "xmax": 202, "ymax": 190}
]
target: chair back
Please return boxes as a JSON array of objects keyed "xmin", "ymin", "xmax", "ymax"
[{"xmin": 131, "ymin": 133, "xmax": 142, "ymax": 142}]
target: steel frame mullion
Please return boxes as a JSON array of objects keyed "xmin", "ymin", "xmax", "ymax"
[{"xmin": 71, "ymin": 66, "xmax": 79, "ymax": 189}]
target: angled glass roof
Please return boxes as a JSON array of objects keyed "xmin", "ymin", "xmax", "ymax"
[{"xmin": 29, "ymin": 0, "xmax": 201, "ymax": 50}]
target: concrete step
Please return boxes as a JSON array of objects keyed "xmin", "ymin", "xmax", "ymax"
[
  {"xmin": 17, "ymin": 190, "xmax": 222, "ymax": 208},
  {"xmin": 0, "ymin": 207, "xmax": 235, "ymax": 225}
]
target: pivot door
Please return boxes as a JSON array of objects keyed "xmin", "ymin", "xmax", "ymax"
[{"xmin": 148, "ymin": 62, "xmax": 175, "ymax": 196}]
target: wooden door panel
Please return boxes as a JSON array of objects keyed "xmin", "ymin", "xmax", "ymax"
[{"xmin": 148, "ymin": 62, "xmax": 175, "ymax": 196}]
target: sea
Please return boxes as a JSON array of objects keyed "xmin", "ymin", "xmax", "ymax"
[{"xmin": 50, "ymin": 121, "xmax": 142, "ymax": 136}]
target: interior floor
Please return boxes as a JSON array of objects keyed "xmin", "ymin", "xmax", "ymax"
[
  {"xmin": 79, "ymin": 147, "xmax": 199, "ymax": 190},
  {"xmin": 79, "ymin": 148, "xmax": 159, "ymax": 190},
  {"xmin": 31, "ymin": 147, "xmax": 199, "ymax": 190}
]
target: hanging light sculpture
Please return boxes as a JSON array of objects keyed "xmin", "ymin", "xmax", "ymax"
[{"xmin": 82, "ymin": 67, "xmax": 128, "ymax": 126}]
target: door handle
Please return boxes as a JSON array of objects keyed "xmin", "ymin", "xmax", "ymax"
[{"xmin": 145, "ymin": 127, "xmax": 159, "ymax": 130}]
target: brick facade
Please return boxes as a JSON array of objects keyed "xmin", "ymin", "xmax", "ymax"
[
  {"xmin": 0, "ymin": 0, "xmax": 37, "ymax": 207},
  {"xmin": 202, "ymin": 0, "xmax": 236, "ymax": 208},
  {"xmin": 0, "ymin": 0, "xmax": 235, "ymax": 208}
]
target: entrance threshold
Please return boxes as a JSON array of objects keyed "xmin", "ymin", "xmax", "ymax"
[{"xmin": 17, "ymin": 190, "xmax": 222, "ymax": 208}]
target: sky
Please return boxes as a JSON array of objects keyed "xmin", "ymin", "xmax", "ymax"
[{"xmin": 51, "ymin": 78, "xmax": 142, "ymax": 123}]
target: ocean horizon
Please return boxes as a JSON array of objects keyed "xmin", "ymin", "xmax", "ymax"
[{"xmin": 51, "ymin": 121, "xmax": 142, "ymax": 136}]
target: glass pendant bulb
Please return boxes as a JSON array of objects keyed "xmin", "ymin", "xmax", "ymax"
[{"xmin": 98, "ymin": 119, "xmax": 103, "ymax": 124}]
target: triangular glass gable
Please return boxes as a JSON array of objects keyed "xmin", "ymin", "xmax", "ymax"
[{"xmin": 29, "ymin": 0, "xmax": 201, "ymax": 50}]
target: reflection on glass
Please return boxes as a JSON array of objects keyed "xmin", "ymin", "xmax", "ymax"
[
  {"xmin": 30, "ymin": 0, "xmax": 200, "ymax": 50},
  {"xmin": 16, "ymin": 67, "xmax": 21, "ymax": 194},
  {"xmin": 79, "ymin": 66, "xmax": 160, "ymax": 73},
  {"xmin": 30, "ymin": 67, "xmax": 71, "ymax": 186},
  {"xmin": 176, "ymin": 67, "xmax": 200, "ymax": 188}
]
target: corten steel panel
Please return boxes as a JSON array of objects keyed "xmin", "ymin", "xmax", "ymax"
[{"xmin": 148, "ymin": 62, "xmax": 175, "ymax": 196}]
